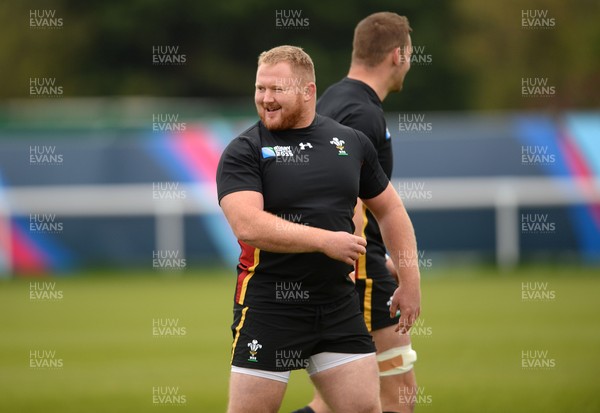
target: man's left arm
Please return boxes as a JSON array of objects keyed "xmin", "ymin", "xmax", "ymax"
[{"xmin": 362, "ymin": 183, "xmax": 421, "ymax": 334}]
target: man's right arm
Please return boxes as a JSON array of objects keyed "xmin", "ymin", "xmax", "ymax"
[{"xmin": 220, "ymin": 190, "xmax": 366, "ymax": 265}]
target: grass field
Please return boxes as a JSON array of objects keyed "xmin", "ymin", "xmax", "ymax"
[{"xmin": 1, "ymin": 265, "xmax": 599, "ymax": 412}]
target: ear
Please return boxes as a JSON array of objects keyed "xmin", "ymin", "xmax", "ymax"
[
  {"xmin": 392, "ymin": 47, "xmax": 404, "ymax": 66},
  {"xmin": 303, "ymin": 82, "xmax": 317, "ymax": 102}
]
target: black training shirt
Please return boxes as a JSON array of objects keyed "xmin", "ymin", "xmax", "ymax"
[
  {"xmin": 317, "ymin": 77, "xmax": 393, "ymax": 279},
  {"xmin": 216, "ymin": 114, "xmax": 389, "ymax": 307}
]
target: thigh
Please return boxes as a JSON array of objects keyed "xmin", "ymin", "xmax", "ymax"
[
  {"xmin": 227, "ymin": 371, "xmax": 287, "ymax": 413},
  {"xmin": 310, "ymin": 354, "xmax": 381, "ymax": 413},
  {"xmin": 371, "ymin": 323, "xmax": 412, "ymax": 351}
]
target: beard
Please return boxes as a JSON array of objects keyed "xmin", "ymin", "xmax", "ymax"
[{"xmin": 257, "ymin": 99, "xmax": 305, "ymax": 131}]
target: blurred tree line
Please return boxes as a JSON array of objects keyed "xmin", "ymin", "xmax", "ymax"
[{"xmin": 2, "ymin": 0, "xmax": 598, "ymax": 111}]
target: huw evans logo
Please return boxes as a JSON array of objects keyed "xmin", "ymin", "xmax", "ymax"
[
  {"xmin": 30, "ymin": 145, "xmax": 63, "ymax": 165},
  {"xmin": 275, "ymin": 10, "xmax": 309, "ymax": 29},
  {"xmin": 29, "ymin": 78, "xmax": 63, "ymax": 98},
  {"xmin": 521, "ymin": 145, "xmax": 555, "ymax": 165},
  {"xmin": 152, "ymin": 113, "xmax": 186, "ymax": 132},
  {"xmin": 521, "ymin": 78, "xmax": 556, "ymax": 97},
  {"xmin": 152, "ymin": 182, "xmax": 187, "ymax": 199},
  {"xmin": 275, "ymin": 77, "xmax": 306, "ymax": 95},
  {"xmin": 152, "ymin": 45, "xmax": 186, "ymax": 65},
  {"xmin": 152, "ymin": 386, "xmax": 187, "ymax": 405},
  {"xmin": 275, "ymin": 350, "xmax": 309, "ymax": 369},
  {"xmin": 152, "ymin": 250, "xmax": 186, "ymax": 269},
  {"xmin": 152, "ymin": 318, "xmax": 187, "ymax": 337},
  {"xmin": 397, "ymin": 250, "xmax": 433, "ymax": 269},
  {"xmin": 398, "ymin": 113, "xmax": 432, "ymax": 133},
  {"xmin": 400, "ymin": 45, "xmax": 433, "ymax": 66},
  {"xmin": 403, "ymin": 317, "xmax": 433, "ymax": 337},
  {"xmin": 399, "ymin": 386, "xmax": 433, "ymax": 407},
  {"xmin": 521, "ymin": 10, "xmax": 555, "ymax": 29},
  {"xmin": 29, "ymin": 350, "xmax": 63, "ymax": 369},
  {"xmin": 397, "ymin": 181, "xmax": 433, "ymax": 200},
  {"xmin": 29, "ymin": 10, "xmax": 63, "ymax": 29},
  {"xmin": 29, "ymin": 214, "xmax": 63, "ymax": 233},
  {"xmin": 521, "ymin": 281, "xmax": 556, "ymax": 301},
  {"xmin": 521, "ymin": 350, "xmax": 556, "ymax": 370},
  {"xmin": 275, "ymin": 281, "xmax": 310, "ymax": 301},
  {"xmin": 521, "ymin": 214, "xmax": 556, "ymax": 234},
  {"xmin": 275, "ymin": 213, "xmax": 309, "ymax": 232},
  {"xmin": 29, "ymin": 281, "xmax": 63, "ymax": 301}
]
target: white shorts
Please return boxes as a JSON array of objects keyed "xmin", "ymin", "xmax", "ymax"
[{"xmin": 231, "ymin": 351, "xmax": 375, "ymax": 383}]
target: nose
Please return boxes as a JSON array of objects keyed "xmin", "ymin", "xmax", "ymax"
[{"xmin": 263, "ymin": 89, "xmax": 276, "ymax": 103}]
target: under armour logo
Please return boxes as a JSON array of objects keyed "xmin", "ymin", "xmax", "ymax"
[{"xmin": 299, "ymin": 142, "xmax": 313, "ymax": 150}]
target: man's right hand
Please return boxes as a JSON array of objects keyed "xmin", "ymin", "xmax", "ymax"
[{"xmin": 389, "ymin": 281, "xmax": 421, "ymax": 334}]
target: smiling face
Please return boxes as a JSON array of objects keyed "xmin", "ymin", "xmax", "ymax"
[{"xmin": 255, "ymin": 61, "xmax": 314, "ymax": 131}]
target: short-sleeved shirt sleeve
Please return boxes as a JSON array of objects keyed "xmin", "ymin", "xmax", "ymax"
[
  {"xmin": 356, "ymin": 129, "xmax": 389, "ymax": 200},
  {"xmin": 216, "ymin": 134, "xmax": 262, "ymax": 204},
  {"xmin": 344, "ymin": 106, "xmax": 386, "ymax": 150}
]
